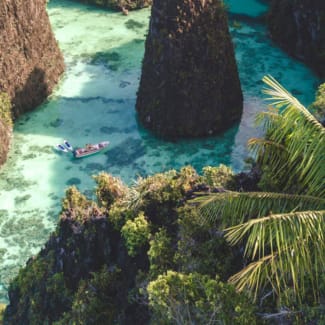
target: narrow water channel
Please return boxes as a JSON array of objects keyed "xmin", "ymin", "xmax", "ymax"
[{"xmin": 0, "ymin": 0, "xmax": 319, "ymax": 302}]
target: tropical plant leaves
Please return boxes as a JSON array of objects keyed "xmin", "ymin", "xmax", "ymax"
[
  {"xmin": 226, "ymin": 210, "xmax": 325, "ymax": 302},
  {"xmin": 259, "ymin": 75, "xmax": 325, "ymax": 197},
  {"xmin": 195, "ymin": 191, "xmax": 325, "ymax": 227},
  {"xmin": 196, "ymin": 75, "xmax": 325, "ymax": 304}
]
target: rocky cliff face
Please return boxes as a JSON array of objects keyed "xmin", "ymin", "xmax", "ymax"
[
  {"xmin": 268, "ymin": 0, "xmax": 325, "ymax": 77},
  {"xmin": 136, "ymin": 0, "xmax": 243, "ymax": 138},
  {"xmin": 75, "ymin": 0, "xmax": 152, "ymax": 11},
  {"xmin": 0, "ymin": 0, "xmax": 64, "ymax": 165},
  {"xmin": 4, "ymin": 168, "xmax": 246, "ymax": 324},
  {"xmin": 4, "ymin": 214, "xmax": 147, "ymax": 324}
]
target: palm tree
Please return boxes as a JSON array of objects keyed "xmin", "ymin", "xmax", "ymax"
[{"xmin": 196, "ymin": 75, "xmax": 325, "ymax": 304}]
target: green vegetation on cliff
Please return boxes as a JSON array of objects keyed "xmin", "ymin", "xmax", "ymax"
[
  {"xmin": 0, "ymin": 93, "xmax": 12, "ymax": 128},
  {"xmin": 0, "ymin": 92, "xmax": 12, "ymax": 166},
  {"xmin": 310, "ymin": 83, "xmax": 325, "ymax": 124},
  {"xmin": 198, "ymin": 76, "xmax": 325, "ymax": 308},
  {"xmin": 5, "ymin": 165, "xmax": 256, "ymax": 324},
  {"xmin": 4, "ymin": 78, "xmax": 325, "ymax": 324}
]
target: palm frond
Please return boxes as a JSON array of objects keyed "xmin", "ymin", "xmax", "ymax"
[
  {"xmin": 254, "ymin": 108, "xmax": 282, "ymax": 132},
  {"xmin": 226, "ymin": 210, "xmax": 325, "ymax": 303},
  {"xmin": 263, "ymin": 75, "xmax": 325, "ymax": 133},
  {"xmin": 252, "ymin": 75, "xmax": 325, "ymax": 197},
  {"xmin": 248, "ymin": 138, "xmax": 288, "ymax": 174},
  {"xmin": 195, "ymin": 191, "xmax": 325, "ymax": 227}
]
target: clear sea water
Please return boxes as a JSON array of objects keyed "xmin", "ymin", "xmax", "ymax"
[{"xmin": 0, "ymin": 0, "xmax": 320, "ymax": 302}]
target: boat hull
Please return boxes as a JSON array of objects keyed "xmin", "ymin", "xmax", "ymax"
[{"xmin": 73, "ymin": 141, "xmax": 109, "ymax": 159}]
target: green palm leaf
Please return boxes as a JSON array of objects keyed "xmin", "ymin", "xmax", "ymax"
[
  {"xmin": 195, "ymin": 191, "xmax": 325, "ymax": 227},
  {"xmin": 226, "ymin": 210, "xmax": 325, "ymax": 302},
  {"xmin": 197, "ymin": 75, "xmax": 325, "ymax": 304},
  {"xmin": 258, "ymin": 75, "xmax": 325, "ymax": 197}
]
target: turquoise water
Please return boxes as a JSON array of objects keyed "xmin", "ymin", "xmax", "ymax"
[
  {"xmin": 227, "ymin": 0, "xmax": 268, "ymax": 17},
  {"xmin": 0, "ymin": 0, "xmax": 320, "ymax": 302}
]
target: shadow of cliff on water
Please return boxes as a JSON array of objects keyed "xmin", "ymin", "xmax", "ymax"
[{"xmin": 12, "ymin": 68, "xmax": 48, "ymax": 118}]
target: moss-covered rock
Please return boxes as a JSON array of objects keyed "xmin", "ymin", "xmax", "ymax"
[
  {"xmin": 268, "ymin": 0, "xmax": 325, "ymax": 77},
  {"xmin": 0, "ymin": 93, "xmax": 12, "ymax": 166},
  {"xmin": 136, "ymin": 0, "xmax": 243, "ymax": 138}
]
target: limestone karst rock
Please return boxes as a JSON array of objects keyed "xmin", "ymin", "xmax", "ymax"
[
  {"xmin": 0, "ymin": 0, "xmax": 65, "ymax": 165},
  {"xmin": 136, "ymin": 0, "xmax": 243, "ymax": 138},
  {"xmin": 268, "ymin": 0, "xmax": 325, "ymax": 77}
]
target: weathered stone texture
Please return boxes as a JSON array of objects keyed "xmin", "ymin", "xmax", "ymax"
[
  {"xmin": 0, "ymin": 0, "xmax": 64, "ymax": 165},
  {"xmin": 136, "ymin": 0, "xmax": 243, "ymax": 138},
  {"xmin": 268, "ymin": 0, "xmax": 325, "ymax": 77}
]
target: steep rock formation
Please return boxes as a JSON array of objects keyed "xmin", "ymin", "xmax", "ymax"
[
  {"xmin": 4, "ymin": 213, "xmax": 149, "ymax": 324},
  {"xmin": 74, "ymin": 0, "xmax": 152, "ymax": 11},
  {"xmin": 0, "ymin": 0, "xmax": 64, "ymax": 117},
  {"xmin": 4, "ymin": 168, "xmax": 247, "ymax": 324},
  {"xmin": 136, "ymin": 0, "xmax": 243, "ymax": 138},
  {"xmin": 268, "ymin": 0, "xmax": 325, "ymax": 77},
  {"xmin": 0, "ymin": 0, "xmax": 64, "ymax": 164}
]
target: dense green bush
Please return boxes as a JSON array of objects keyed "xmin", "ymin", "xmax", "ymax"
[
  {"xmin": 310, "ymin": 83, "xmax": 325, "ymax": 123},
  {"xmin": 176, "ymin": 206, "xmax": 241, "ymax": 279},
  {"xmin": 148, "ymin": 227, "xmax": 174, "ymax": 278},
  {"xmin": 202, "ymin": 164, "xmax": 235, "ymax": 189},
  {"xmin": 54, "ymin": 267, "xmax": 122, "ymax": 324},
  {"xmin": 94, "ymin": 172, "xmax": 128, "ymax": 211},
  {"xmin": 147, "ymin": 271, "xmax": 258, "ymax": 325},
  {"xmin": 124, "ymin": 168, "xmax": 200, "ymax": 230},
  {"xmin": 121, "ymin": 212, "xmax": 150, "ymax": 257},
  {"xmin": 7, "ymin": 253, "xmax": 72, "ymax": 324},
  {"xmin": 61, "ymin": 186, "xmax": 99, "ymax": 223}
]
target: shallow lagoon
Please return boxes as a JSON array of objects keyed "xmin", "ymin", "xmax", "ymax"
[{"xmin": 0, "ymin": 0, "xmax": 320, "ymax": 302}]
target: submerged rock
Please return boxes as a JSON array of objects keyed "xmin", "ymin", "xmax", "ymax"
[
  {"xmin": 74, "ymin": 0, "xmax": 152, "ymax": 11},
  {"xmin": 268, "ymin": 0, "xmax": 325, "ymax": 77},
  {"xmin": 136, "ymin": 0, "xmax": 243, "ymax": 138},
  {"xmin": 66, "ymin": 177, "xmax": 82, "ymax": 186},
  {"xmin": 106, "ymin": 137, "xmax": 146, "ymax": 167}
]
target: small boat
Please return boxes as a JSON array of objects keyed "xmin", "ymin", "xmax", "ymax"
[
  {"xmin": 64, "ymin": 139, "xmax": 74, "ymax": 151},
  {"xmin": 74, "ymin": 141, "xmax": 109, "ymax": 158},
  {"xmin": 55, "ymin": 144, "xmax": 69, "ymax": 153}
]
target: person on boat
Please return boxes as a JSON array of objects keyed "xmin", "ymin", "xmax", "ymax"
[{"xmin": 122, "ymin": 7, "xmax": 129, "ymax": 15}]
